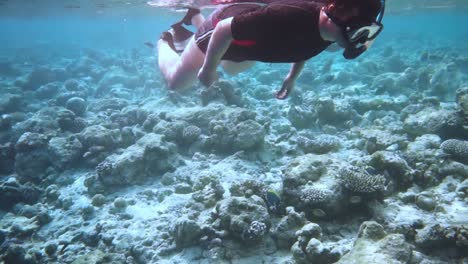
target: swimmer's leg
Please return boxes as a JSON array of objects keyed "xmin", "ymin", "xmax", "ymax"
[
  {"xmin": 221, "ymin": 61, "xmax": 256, "ymax": 76},
  {"xmin": 169, "ymin": 8, "xmax": 205, "ymax": 52},
  {"xmin": 158, "ymin": 36, "xmax": 205, "ymax": 90},
  {"xmin": 179, "ymin": 7, "xmax": 205, "ymax": 28}
]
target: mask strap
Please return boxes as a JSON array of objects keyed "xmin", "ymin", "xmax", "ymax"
[{"xmin": 376, "ymin": 0, "xmax": 385, "ymax": 23}]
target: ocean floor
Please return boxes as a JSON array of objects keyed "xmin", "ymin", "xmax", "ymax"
[{"xmin": 1, "ymin": 11, "xmax": 468, "ymax": 264}]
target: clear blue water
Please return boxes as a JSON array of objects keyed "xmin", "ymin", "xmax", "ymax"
[{"xmin": 1, "ymin": 6, "xmax": 467, "ymax": 57}]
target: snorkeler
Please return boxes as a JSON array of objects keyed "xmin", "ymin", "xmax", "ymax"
[{"xmin": 157, "ymin": 0, "xmax": 385, "ymax": 99}]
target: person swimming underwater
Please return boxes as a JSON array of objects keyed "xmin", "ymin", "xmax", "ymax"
[{"xmin": 157, "ymin": 0, "xmax": 385, "ymax": 99}]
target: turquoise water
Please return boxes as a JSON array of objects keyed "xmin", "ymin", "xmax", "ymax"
[{"xmin": 1, "ymin": 2, "xmax": 468, "ymax": 264}]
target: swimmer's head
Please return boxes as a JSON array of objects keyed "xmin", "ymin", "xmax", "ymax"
[{"xmin": 325, "ymin": 0, "xmax": 382, "ymax": 29}]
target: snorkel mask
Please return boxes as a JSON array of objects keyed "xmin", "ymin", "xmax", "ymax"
[{"xmin": 326, "ymin": 0, "xmax": 385, "ymax": 59}]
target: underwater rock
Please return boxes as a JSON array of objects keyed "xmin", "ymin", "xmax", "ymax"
[
  {"xmin": 0, "ymin": 114, "xmax": 13, "ymax": 131},
  {"xmin": 297, "ymin": 134, "xmax": 341, "ymax": 154},
  {"xmin": 291, "ymin": 223, "xmax": 339, "ymax": 264},
  {"xmin": 12, "ymin": 203, "xmax": 51, "ymax": 226},
  {"xmin": 281, "ymin": 154, "xmax": 348, "ymax": 218},
  {"xmin": 91, "ymin": 194, "xmax": 106, "ymax": 207},
  {"xmin": 232, "ymin": 120, "xmax": 265, "ymax": 151},
  {"xmin": 414, "ymin": 224, "xmax": 468, "ymax": 258},
  {"xmin": 337, "ymin": 227, "xmax": 412, "ymax": 264},
  {"xmin": 213, "ymin": 196, "xmax": 270, "ymax": 242},
  {"xmin": 88, "ymin": 97, "xmax": 129, "ymax": 112},
  {"xmin": 174, "ymin": 183, "xmax": 192, "ymax": 194},
  {"xmin": 1, "ymin": 244, "xmax": 38, "ymax": 264},
  {"xmin": 282, "ymin": 154, "xmax": 330, "ymax": 189},
  {"xmin": 63, "ymin": 79, "xmax": 90, "ymax": 94},
  {"xmin": 403, "ymin": 107, "xmax": 463, "ymax": 138},
  {"xmin": 153, "ymin": 120, "xmax": 188, "ymax": 142},
  {"xmin": 95, "ymin": 133, "xmax": 179, "ymax": 188},
  {"xmin": 78, "ymin": 125, "xmax": 118, "ymax": 166},
  {"xmin": 357, "ymin": 128, "xmax": 407, "ymax": 154},
  {"xmin": 357, "ymin": 221, "xmax": 387, "ymax": 240},
  {"xmin": 113, "ymin": 197, "xmax": 127, "ymax": 209},
  {"xmin": 0, "ymin": 94, "xmax": 23, "ymax": 113},
  {"xmin": 14, "ymin": 132, "xmax": 50, "ymax": 183},
  {"xmin": 22, "ymin": 66, "xmax": 58, "ymax": 90},
  {"xmin": 95, "ymin": 66, "xmax": 142, "ymax": 96},
  {"xmin": 79, "ymin": 125, "xmax": 116, "ymax": 150},
  {"xmin": 48, "ymin": 136, "xmax": 83, "ymax": 170},
  {"xmin": 44, "ymin": 242, "xmax": 57, "ymax": 256},
  {"xmin": 70, "ymin": 250, "xmax": 108, "ymax": 264},
  {"xmin": 64, "ymin": 79, "xmax": 81, "ymax": 91},
  {"xmin": 229, "ymin": 180, "xmax": 267, "ymax": 198},
  {"xmin": 35, "ymin": 81, "xmax": 61, "ymax": 99},
  {"xmin": 66, "ymin": 56, "xmax": 98, "ymax": 76},
  {"xmin": 271, "ymin": 207, "xmax": 309, "ymax": 249},
  {"xmin": 370, "ymin": 72, "xmax": 398, "ymax": 95},
  {"xmin": 173, "ymin": 104, "xmax": 254, "ymax": 130},
  {"xmin": 287, "ymin": 105, "xmax": 316, "ymax": 129},
  {"xmin": 167, "ymin": 105, "xmax": 264, "ymax": 153},
  {"xmin": 142, "ymin": 113, "xmax": 161, "ymax": 132},
  {"xmin": 192, "ymin": 176, "xmax": 224, "ymax": 208},
  {"xmin": 440, "ymin": 139, "xmax": 468, "ymax": 164},
  {"xmin": 0, "ymin": 180, "xmax": 42, "ymax": 209},
  {"xmin": 201, "ymin": 80, "xmax": 244, "ymax": 107},
  {"xmin": 282, "ymin": 154, "xmax": 331, "ymax": 206},
  {"xmin": 406, "ymin": 134, "xmax": 441, "ymax": 161},
  {"xmin": 456, "ymin": 87, "xmax": 468, "ymax": 121},
  {"xmin": 316, "ymin": 97, "xmax": 358, "ymax": 127},
  {"xmin": 114, "ymin": 106, "xmax": 148, "ymax": 127},
  {"xmin": 385, "ymin": 54, "xmax": 407, "ymax": 73},
  {"xmin": 354, "ymin": 95, "xmax": 408, "ymax": 114},
  {"xmin": 172, "ymin": 218, "xmax": 202, "ymax": 249},
  {"xmin": 0, "ymin": 61, "xmax": 20, "ymax": 76},
  {"xmin": 370, "ymin": 151, "xmax": 414, "ymax": 190},
  {"xmin": 45, "ymin": 184, "xmax": 59, "ymax": 202},
  {"xmin": 181, "ymin": 125, "xmax": 202, "ymax": 145},
  {"xmin": 56, "ymin": 91, "xmax": 88, "ymax": 106},
  {"xmin": 0, "ymin": 142, "xmax": 15, "ymax": 175},
  {"xmin": 415, "ymin": 192, "xmax": 437, "ymax": 211},
  {"xmin": 66, "ymin": 97, "xmax": 87, "ymax": 116},
  {"xmin": 12, "ymin": 107, "xmax": 60, "ymax": 140},
  {"xmin": 57, "ymin": 109, "xmax": 79, "ymax": 132}
]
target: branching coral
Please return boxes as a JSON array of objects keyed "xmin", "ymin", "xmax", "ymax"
[
  {"xmin": 440, "ymin": 139, "xmax": 468, "ymax": 164},
  {"xmin": 182, "ymin": 125, "xmax": 202, "ymax": 144},
  {"xmin": 339, "ymin": 166, "xmax": 385, "ymax": 193},
  {"xmin": 300, "ymin": 187, "xmax": 333, "ymax": 205}
]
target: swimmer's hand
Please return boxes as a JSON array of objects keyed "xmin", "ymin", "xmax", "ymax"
[
  {"xmin": 276, "ymin": 79, "xmax": 295, "ymax": 100},
  {"xmin": 198, "ymin": 67, "xmax": 218, "ymax": 87}
]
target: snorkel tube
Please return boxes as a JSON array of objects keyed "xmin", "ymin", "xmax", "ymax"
[{"xmin": 329, "ymin": 0, "xmax": 386, "ymax": 59}]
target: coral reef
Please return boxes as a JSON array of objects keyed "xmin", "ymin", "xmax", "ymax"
[
  {"xmin": 95, "ymin": 133, "xmax": 179, "ymax": 188},
  {"xmin": 440, "ymin": 139, "xmax": 468, "ymax": 164},
  {"xmin": 337, "ymin": 222, "xmax": 412, "ymax": 264},
  {"xmin": 0, "ymin": 15, "xmax": 466, "ymax": 264},
  {"xmin": 338, "ymin": 166, "xmax": 386, "ymax": 194}
]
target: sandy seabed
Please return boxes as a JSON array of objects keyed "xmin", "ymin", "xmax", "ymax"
[{"xmin": 1, "ymin": 18, "xmax": 468, "ymax": 264}]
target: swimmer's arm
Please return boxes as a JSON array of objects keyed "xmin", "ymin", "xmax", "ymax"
[
  {"xmin": 286, "ymin": 61, "xmax": 305, "ymax": 83},
  {"xmin": 198, "ymin": 17, "xmax": 234, "ymax": 86},
  {"xmin": 276, "ymin": 61, "xmax": 305, "ymax": 99}
]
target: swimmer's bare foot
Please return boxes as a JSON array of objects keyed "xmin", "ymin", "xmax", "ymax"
[
  {"xmin": 275, "ymin": 80, "xmax": 294, "ymax": 100},
  {"xmin": 181, "ymin": 7, "xmax": 201, "ymax": 26}
]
